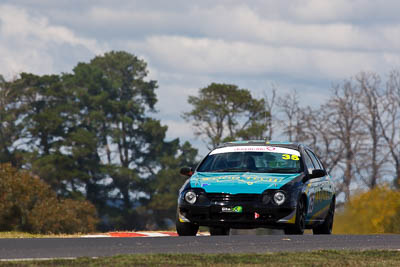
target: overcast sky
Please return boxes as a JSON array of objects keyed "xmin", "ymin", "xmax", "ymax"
[{"xmin": 1, "ymin": 1, "xmax": 400, "ymax": 155}]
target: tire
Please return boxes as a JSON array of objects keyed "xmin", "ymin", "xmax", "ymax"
[
  {"xmin": 284, "ymin": 198, "xmax": 306, "ymax": 235},
  {"xmin": 209, "ymin": 226, "xmax": 230, "ymax": 236},
  {"xmin": 313, "ymin": 199, "xmax": 335, "ymax": 235},
  {"xmin": 176, "ymin": 213, "xmax": 199, "ymax": 236}
]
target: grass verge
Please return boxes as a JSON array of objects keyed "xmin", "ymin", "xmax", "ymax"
[
  {"xmin": 1, "ymin": 250, "xmax": 400, "ymax": 266},
  {"xmin": 0, "ymin": 232, "xmax": 82, "ymax": 238}
]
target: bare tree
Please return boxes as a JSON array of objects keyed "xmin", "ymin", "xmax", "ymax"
[
  {"xmin": 277, "ymin": 90, "xmax": 306, "ymax": 142},
  {"xmin": 326, "ymin": 80, "xmax": 366, "ymax": 201},
  {"xmin": 378, "ymin": 70, "xmax": 400, "ymax": 188},
  {"xmin": 274, "ymin": 89, "xmax": 343, "ymax": 174},
  {"xmin": 263, "ymin": 86, "xmax": 277, "ymax": 140},
  {"xmin": 256, "ymin": 71, "xmax": 400, "ymax": 197},
  {"xmin": 356, "ymin": 72, "xmax": 388, "ymax": 189},
  {"xmin": 300, "ymin": 106, "xmax": 344, "ymax": 174}
]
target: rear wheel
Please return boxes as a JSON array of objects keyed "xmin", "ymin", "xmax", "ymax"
[
  {"xmin": 209, "ymin": 226, "xmax": 230, "ymax": 236},
  {"xmin": 313, "ymin": 199, "xmax": 335, "ymax": 235},
  {"xmin": 176, "ymin": 213, "xmax": 199, "ymax": 236},
  {"xmin": 284, "ymin": 198, "xmax": 306, "ymax": 235}
]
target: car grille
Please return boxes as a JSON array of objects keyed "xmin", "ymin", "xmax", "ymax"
[{"xmin": 206, "ymin": 193, "xmax": 261, "ymax": 203}]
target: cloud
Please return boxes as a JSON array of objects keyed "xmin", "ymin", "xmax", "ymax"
[
  {"xmin": 0, "ymin": 4, "xmax": 105, "ymax": 78},
  {"xmin": 65, "ymin": 3, "xmax": 400, "ymax": 82},
  {"xmin": 36, "ymin": 2, "xmax": 400, "ymax": 52},
  {"xmin": 288, "ymin": 0, "xmax": 400, "ymax": 23},
  {"xmin": 2, "ymin": 0, "xmax": 400, "ymax": 146},
  {"xmin": 161, "ymin": 119, "xmax": 193, "ymax": 140},
  {"xmin": 131, "ymin": 35, "xmax": 391, "ymax": 81}
]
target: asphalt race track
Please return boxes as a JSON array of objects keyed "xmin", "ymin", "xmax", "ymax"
[{"xmin": 1, "ymin": 235, "xmax": 400, "ymax": 260}]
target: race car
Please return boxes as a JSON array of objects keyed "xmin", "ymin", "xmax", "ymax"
[{"xmin": 176, "ymin": 140, "xmax": 335, "ymax": 235}]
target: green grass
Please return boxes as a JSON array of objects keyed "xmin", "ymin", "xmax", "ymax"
[
  {"xmin": 1, "ymin": 250, "xmax": 400, "ymax": 266},
  {"xmin": 0, "ymin": 231, "xmax": 83, "ymax": 238}
]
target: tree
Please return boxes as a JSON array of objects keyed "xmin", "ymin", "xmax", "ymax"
[
  {"xmin": 297, "ymin": 105, "xmax": 343, "ymax": 174},
  {"xmin": 66, "ymin": 51, "xmax": 197, "ymax": 230},
  {"xmin": 324, "ymin": 81, "xmax": 366, "ymax": 201},
  {"xmin": 145, "ymin": 141, "xmax": 198, "ymax": 229},
  {"xmin": 356, "ymin": 72, "xmax": 388, "ymax": 189},
  {"xmin": 0, "ymin": 74, "xmax": 76, "ymax": 193},
  {"xmin": 379, "ymin": 70, "xmax": 400, "ymax": 188},
  {"xmin": 59, "ymin": 51, "xmax": 163, "ymax": 229},
  {"xmin": 0, "ymin": 163, "xmax": 98, "ymax": 234},
  {"xmin": 0, "ymin": 51, "xmax": 199, "ymax": 230},
  {"xmin": 276, "ymin": 90, "xmax": 306, "ymax": 143},
  {"xmin": 0, "ymin": 76, "xmax": 24, "ymax": 167},
  {"xmin": 0, "ymin": 76, "xmax": 12, "ymax": 163},
  {"xmin": 263, "ymin": 87, "xmax": 277, "ymax": 140},
  {"xmin": 8, "ymin": 74, "xmax": 69, "ymax": 156},
  {"xmin": 275, "ymin": 83, "xmax": 365, "ymax": 201},
  {"xmin": 183, "ymin": 83, "xmax": 269, "ymax": 148}
]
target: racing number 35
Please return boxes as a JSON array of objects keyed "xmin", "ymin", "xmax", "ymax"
[{"xmin": 282, "ymin": 154, "xmax": 299, "ymax": 161}]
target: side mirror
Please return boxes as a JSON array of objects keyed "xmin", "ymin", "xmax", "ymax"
[
  {"xmin": 180, "ymin": 167, "xmax": 193, "ymax": 177},
  {"xmin": 309, "ymin": 169, "xmax": 326, "ymax": 179}
]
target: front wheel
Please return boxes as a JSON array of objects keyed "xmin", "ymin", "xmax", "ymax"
[
  {"xmin": 313, "ymin": 199, "xmax": 335, "ymax": 235},
  {"xmin": 176, "ymin": 213, "xmax": 199, "ymax": 236},
  {"xmin": 209, "ymin": 226, "xmax": 230, "ymax": 236},
  {"xmin": 284, "ymin": 198, "xmax": 306, "ymax": 235}
]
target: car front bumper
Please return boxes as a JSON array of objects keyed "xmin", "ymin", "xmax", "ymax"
[{"xmin": 178, "ymin": 199, "xmax": 297, "ymax": 229}]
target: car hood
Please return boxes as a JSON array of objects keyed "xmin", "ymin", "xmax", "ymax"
[{"xmin": 189, "ymin": 172, "xmax": 301, "ymax": 194}]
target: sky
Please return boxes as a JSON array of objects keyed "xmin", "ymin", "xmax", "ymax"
[{"xmin": 1, "ymin": 0, "xmax": 400, "ymax": 155}]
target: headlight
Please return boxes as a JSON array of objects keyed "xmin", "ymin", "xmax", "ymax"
[
  {"xmin": 184, "ymin": 191, "xmax": 197, "ymax": 204},
  {"xmin": 273, "ymin": 191, "xmax": 285, "ymax": 205}
]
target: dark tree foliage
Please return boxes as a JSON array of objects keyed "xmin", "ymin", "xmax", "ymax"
[
  {"xmin": 0, "ymin": 163, "xmax": 98, "ymax": 234},
  {"xmin": 7, "ymin": 73, "xmax": 77, "ymax": 194},
  {"xmin": 65, "ymin": 51, "xmax": 185, "ymax": 229},
  {"xmin": 145, "ymin": 141, "xmax": 198, "ymax": 229},
  {"xmin": 183, "ymin": 83, "xmax": 269, "ymax": 149},
  {"xmin": 0, "ymin": 51, "xmax": 199, "ymax": 231},
  {"xmin": 0, "ymin": 76, "xmax": 24, "ymax": 167}
]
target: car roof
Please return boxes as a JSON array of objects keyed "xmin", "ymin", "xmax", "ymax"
[{"xmin": 216, "ymin": 140, "xmax": 302, "ymax": 150}]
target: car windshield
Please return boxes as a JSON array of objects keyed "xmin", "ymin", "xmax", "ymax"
[{"xmin": 197, "ymin": 146, "xmax": 302, "ymax": 173}]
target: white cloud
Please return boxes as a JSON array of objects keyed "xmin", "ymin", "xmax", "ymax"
[
  {"xmin": 134, "ymin": 35, "xmax": 393, "ymax": 81},
  {"xmin": 2, "ymin": 0, "xmax": 400, "ymax": 148},
  {"xmin": 152, "ymin": 77, "xmax": 198, "ymax": 116},
  {"xmin": 72, "ymin": 3, "xmax": 400, "ymax": 79},
  {"xmin": 289, "ymin": 0, "xmax": 400, "ymax": 23},
  {"xmin": 183, "ymin": 5, "xmax": 400, "ymax": 53},
  {"xmin": 87, "ymin": 7, "xmax": 172, "ymax": 27},
  {"xmin": 162, "ymin": 120, "xmax": 193, "ymax": 140},
  {"xmin": 291, "ymin": 1, "xmax": 355, "ymax": 22},
  {"xmin": 0, "ymin": 4, "xmax": 105, "ymax": 78}
]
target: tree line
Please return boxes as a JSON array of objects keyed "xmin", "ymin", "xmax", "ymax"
[
  {"xmin": 1, "ymin": 50, "xmax": 400, "ymax": 233},
  {"xmin": 269, "ymin": 72, "xmax": 400, "ymax": 202},
  {"xmin": 0, "ymin": 51, "xmax": 198, "ymax": 231},
  {"xmin": 184, "ymin": 72, "xmax": 400, "ymax": 202}
]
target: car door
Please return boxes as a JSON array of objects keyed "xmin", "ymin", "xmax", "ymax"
[
  {"xmin": 302, "ymin": 149, "xmax": 320, "ymax": 222},
  {"xmin": 306, "ymin": 149, "xmax": 330, "ymax": 220},
  {"xmin": 310, "ymin": 150, "xmax": 334, "ymax": 216}
]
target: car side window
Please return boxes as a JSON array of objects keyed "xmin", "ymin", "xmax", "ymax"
[
  {"xmin": 307, "ymin": 150, "xmax": 323, "ymax": 170},
  {"xmin": 303, "ymin": 150, "xmax": 315, "ymax": 174},
  {"xmin": 309, "ymin": 150, "xmax": 325, "ymax": 170}
]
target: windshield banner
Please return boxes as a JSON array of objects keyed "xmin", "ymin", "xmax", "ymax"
[{"xmin": 210, "ymin": 146, "xmax": 300, "ymax": 156}]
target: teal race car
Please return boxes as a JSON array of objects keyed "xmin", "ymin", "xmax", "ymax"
[{"xmin": 176, "ymin": 141, "xmax": 335, "ymax": 236}]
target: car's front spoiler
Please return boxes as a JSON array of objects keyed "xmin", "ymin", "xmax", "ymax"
[{"xmin": 178, "ymin": 202, "xmax": 296, "ymax": 229}]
